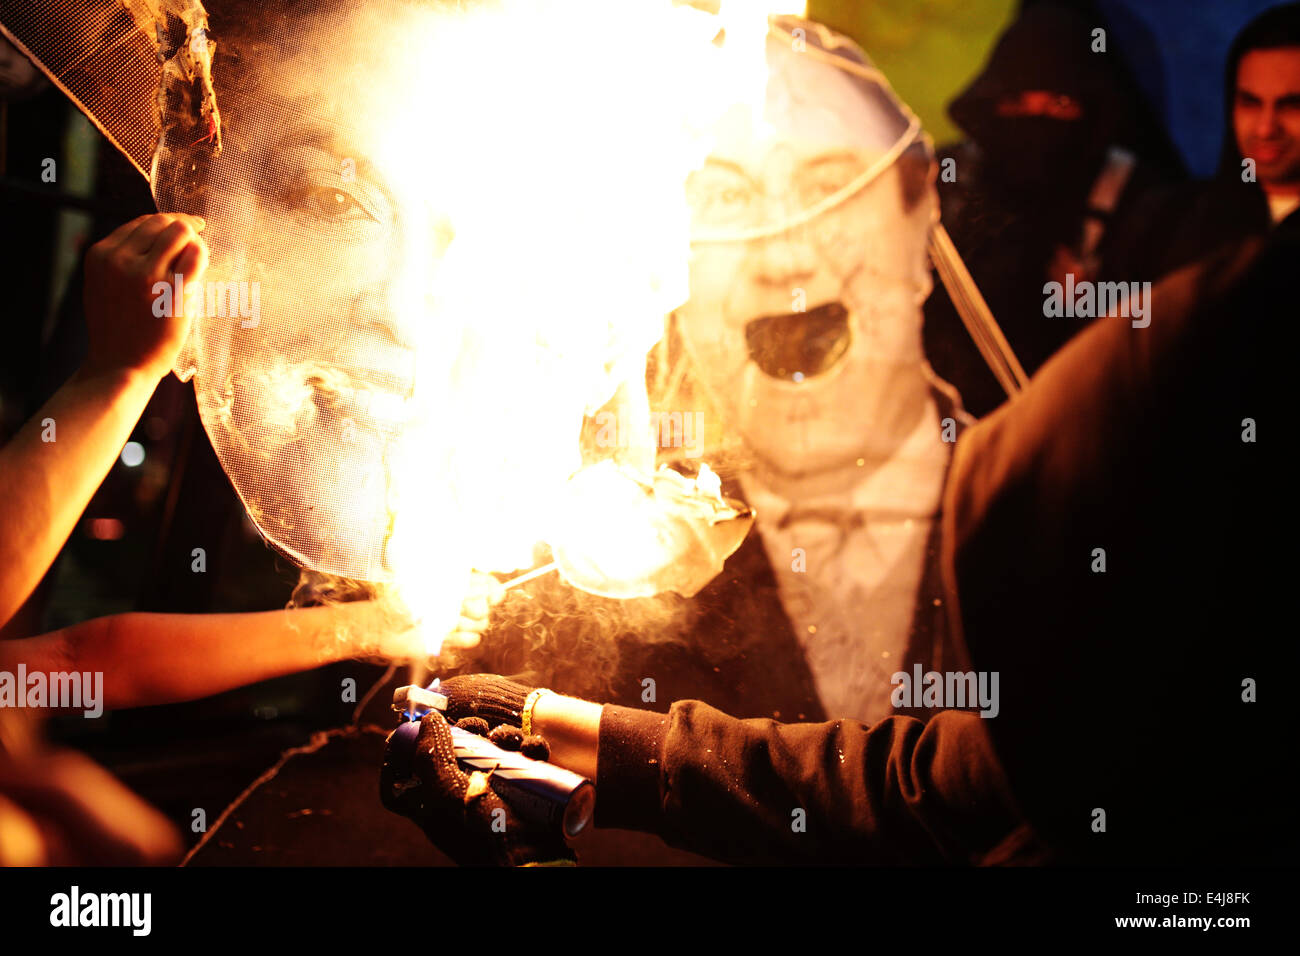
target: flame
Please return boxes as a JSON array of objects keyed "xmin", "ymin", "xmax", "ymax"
[
  {"xmin": 549, "ymin": 460, "xmax": 754, "ymax": 599},
  {"xmin": 281, "ymin": 0, "xmax": 798, "ymax": 655}
]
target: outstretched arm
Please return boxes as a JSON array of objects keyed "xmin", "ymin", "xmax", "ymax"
[
  {"xmin": 2, "ymin": 572, "xmax": 503, "ymax": 713},
  {"xmin": 2, "ymin": 602, "xmax": 402, "ymax": 711}
]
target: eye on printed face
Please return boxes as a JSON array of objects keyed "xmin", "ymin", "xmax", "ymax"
[
  {"xmin": 213, "ymin": 121, "xmax": 435, "ymax": 427},
  {"xmin": 1234, "ymin": 46, "xmax": 1300, "ymax": 187},
  {"xmin": 173, "ymin": 15, "xmax": 473, "ymax": 578}
]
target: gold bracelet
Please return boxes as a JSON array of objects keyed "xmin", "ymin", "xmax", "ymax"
[{"xmin": 520, "ymin": 688, "xmax": 552, "ymax": 737}]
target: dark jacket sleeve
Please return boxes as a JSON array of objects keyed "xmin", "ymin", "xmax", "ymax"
[{"xmin": 595, "ymin": 701, "xmax": 1044, "ymax": 865}]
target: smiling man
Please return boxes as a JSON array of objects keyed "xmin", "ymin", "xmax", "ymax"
[
  {"xmin": 1103, "ymin": 4, "xmax": 1300, "ymax": 284},
  {"xmin": 1231, "ymin": 4, "xmax": 1300, "ymax": 224}
]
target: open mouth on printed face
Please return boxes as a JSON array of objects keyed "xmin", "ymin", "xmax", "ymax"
[{"xmin": 744, "ymin": 300, "xmax": 850, "ymax": 382}]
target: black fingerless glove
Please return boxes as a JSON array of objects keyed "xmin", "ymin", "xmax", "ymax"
[{"xmin": 439, "ymin": 674, "xmax": 538, "ymax": 729}]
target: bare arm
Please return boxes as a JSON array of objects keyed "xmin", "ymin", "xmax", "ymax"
[
  {"xmin": 2, "ymin": 569, "xmax": 506, "ymax": 712},
  {"xmin": 0, "ymin": 213, "xmax": 207, "ymax": 628},
  {"xmin": 1, "ymin": 601, "xmax": 420, "ymax": 711},
  {"xmin": 530, "ymin": 692, "xmax": 602, "ymax": 779},
  {"xmin": 0, "ymin": 367, "xmax": 161, "ymax": 628}
]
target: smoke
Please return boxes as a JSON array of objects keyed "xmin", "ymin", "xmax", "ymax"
[{"xmin": 449, "ymin": 556, "xmax": 694, "ymax": 700}]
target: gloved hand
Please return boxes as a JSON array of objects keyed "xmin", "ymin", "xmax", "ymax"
[
  {"xmin": 437, "ymin": 674, "xmax": 550, "ymax": 734},
  {"xmin": 451, "ymin": 715, "xmax": 553, "ymax": 762},
  {"xmin": 379, "ymin": 710, "xmax": 575, "ymax": 867}
]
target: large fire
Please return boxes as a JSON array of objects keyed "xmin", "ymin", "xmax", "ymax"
[{"xmin": 342, "ymin": 1, "xmax": 803, "ymax": 655}]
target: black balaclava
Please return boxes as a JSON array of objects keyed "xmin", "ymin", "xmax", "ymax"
[{"xmin": 948, "ymin": 2, "xmax": 1127, "ymax": 203}]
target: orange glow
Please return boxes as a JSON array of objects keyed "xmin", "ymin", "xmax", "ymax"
[{"xmin": 88, "ymin": 518, "xmax": 126, "ymax": 541}]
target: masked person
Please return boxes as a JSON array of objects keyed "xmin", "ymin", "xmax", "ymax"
[{"xmin": 922, "ymin": 1, "xmax": 1182, "ymax": 417}]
